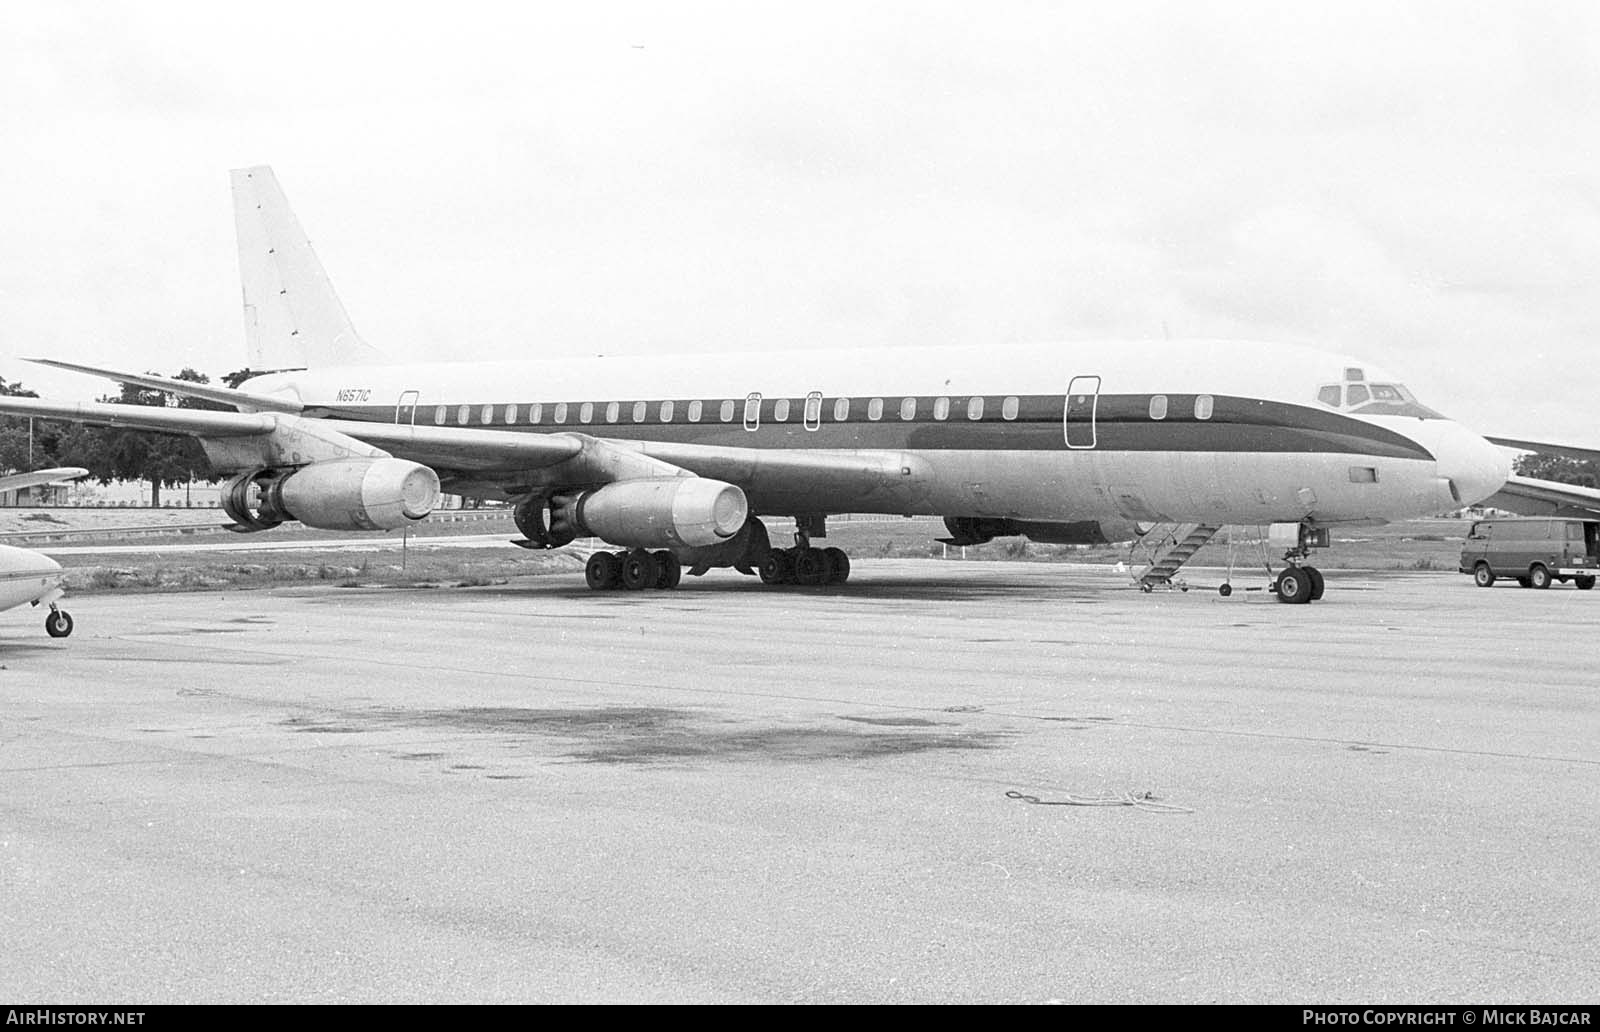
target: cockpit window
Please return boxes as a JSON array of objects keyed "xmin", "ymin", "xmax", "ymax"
[{"xmin": 1315, "ymin": 373, "xmax": 1443, "ymax": 419}]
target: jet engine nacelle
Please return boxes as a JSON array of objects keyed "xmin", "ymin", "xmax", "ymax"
[
  {"xmin": 223, "ymin": 458, "xmax": 440, "ymax": 532},
  {"xmin": 940, "ymin": 515, "xmax": 1139, "ymax": 546},
  {"xmin": 552, "ymin": 477, "xmax": 748, "ymax": 549}
]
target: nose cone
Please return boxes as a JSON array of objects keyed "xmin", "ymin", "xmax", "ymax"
[{"xmin": 1435, "ymin": 424, "xmax": 1511, "ymax": 507}]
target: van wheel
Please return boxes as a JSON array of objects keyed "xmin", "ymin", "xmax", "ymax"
[
  {"xmin": 1473, "ymin": 563, "xmax": 1495, "ymax": 588},
  {"xmin": 1576, "ymin": 576, "xmax": 1595, "ymax": 591},
  {"xmin": 1529, "ymin": 564, "xmax": 1553, "ymax": 590}
]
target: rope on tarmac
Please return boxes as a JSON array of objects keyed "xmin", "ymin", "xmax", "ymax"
[{"xmin": 1006, "ymin": 789, "xmax": 1193, "ymax": 814}]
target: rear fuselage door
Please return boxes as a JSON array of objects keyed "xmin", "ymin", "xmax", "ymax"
[{"xmin": 1063, "ymin": 376, "xmax": 1101, "ymax": 449}]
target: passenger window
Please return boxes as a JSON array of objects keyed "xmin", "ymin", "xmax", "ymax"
[
  {"xmin": 744, "ymin": 393, "xmax": 762, "ymax": 431},
  {"xmin": 773, "ymin": 398, "xmax": 790, "ymax": 422},
  {"xmin": 900, "ymin": 397, "xmax": 916, "ymax": 420},
  {"xmin": 457, "ymin": 404, "xmax": 470, "ymax": 425},
  {"xmin": 933, "ymin": 397, "xmax": 950, "ymax": 420},
  {"xmin": 579, "ymin": 402, "xmax": 594, "ymax": 424},
  {"xmin": 804, "ymin": 392, "xmax": 822, "ymax": 431},
  {"xmin": 688, "ymin": 400, "xmax": 702, "ymax": 422},
  {"xmin": 480, "ymin": 404, "xmax": 493, "ymax": 425},
  {"xmin": 529, "ymin": 402, "xmax": 542, "ymax": 424},
  {"xmin": 605, "ymin": 401, "xmax": 620, "ymax": 423},
  {"xmin": 1317, "ymin": 385, "xmax": 1341, "ymax": 408},
  {"xmin": 1346, "ymin": 385, "xmax": 1370, "ymax": 406},
  {"xmin": 553, "ymin": 402, "xmax": 568, "ymax": 424},
  {"xmin": 868, "ymin": 398, "xmax": 884, "ymax": 421},
  {"xmin": 633, "ymin": 401, "xmax": 647, "ymax": 423},
  {"xmin": 967, "ymin": 397, "xmax": 984, "ymax": 420},
  {"xmin": 434, "ymin": 405, "xmax": 446, "ymax": 425},
  {"xmin": 1002, "ymin": 396, "xmax": 1019, "ymax": 420},
  {"xmin": 505, "ymin": 404, "xmax": 518, "ymax": 424},
  {"xmin": 1194, "ymin": 395, "xmax": 1214, "ymax": 420},
  {"xmin": 834, "ymin": 397, "xmax": 850, "ymax": 421},
  {"xmin": 1149, "ymin": 395, "xmax": 1168, "ymax": 420},
  {"xmin": 720, "ymin": 399, "xmax": 736, "ymax": 422},
  {"xmin": 660, "ymin": 400, "xmax": 674, "ymax": 422}
]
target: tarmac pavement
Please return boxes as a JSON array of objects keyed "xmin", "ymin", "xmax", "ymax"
[{"xmin": 1, "ymin": 561, "xmax": 1595, "ymax": 1003}]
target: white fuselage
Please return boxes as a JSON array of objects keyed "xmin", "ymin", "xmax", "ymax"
[
  {"xmin": 0, "ymin": 544, "xmax": 65, "ymax": 613},
  {"xmin": 241, "ymin": 338, "xmax": 1510, "ymax": 527}
]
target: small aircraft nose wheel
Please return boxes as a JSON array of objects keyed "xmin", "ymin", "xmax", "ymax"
[{"xmin": 45, "ymin": 607, "xmax": 73, "ymax": 638}]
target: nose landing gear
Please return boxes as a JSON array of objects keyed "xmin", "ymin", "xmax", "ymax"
[{"xmin": 1271, "ymin": 521, "xmax": 1329, "ymax": 605}]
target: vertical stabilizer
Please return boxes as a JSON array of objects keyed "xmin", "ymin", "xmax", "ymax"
[{"xmin": 230, "ymin": 166, "xmax": 385, "ymax": 368}]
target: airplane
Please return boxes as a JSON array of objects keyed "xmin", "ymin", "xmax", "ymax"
[
  {"xmin": 0, "ymin": 467, "xmax": 89, "ymax": 638},
  {"xmin": 2, "ymin": 166, "xmax": 1596, "ymax": 605}
]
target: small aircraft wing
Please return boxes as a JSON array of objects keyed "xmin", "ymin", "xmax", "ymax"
[
  {"xmin": 1479, "ymin": 475, "xmax": 1600, "ymax": 520},
  {"xmin": 0, "ymin": 467, "xmax": 89, "ymax": 494}
]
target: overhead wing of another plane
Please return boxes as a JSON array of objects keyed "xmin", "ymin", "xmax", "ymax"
[
  {"xmin": 1479, "ymin": 475, "xmax": 1600, "ymax": 520},
  {"xmin": 1478, "ymin": 436, "xmax": 1600, "ymax": 519},
  {"xmin": 1485, "ymin": 436, "xmax": 1600, "ymax": 465}
]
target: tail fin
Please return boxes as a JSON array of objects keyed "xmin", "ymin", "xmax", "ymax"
[{"xmin": 230, "ymin": 166, "xmax": 386, "ymax": 368}]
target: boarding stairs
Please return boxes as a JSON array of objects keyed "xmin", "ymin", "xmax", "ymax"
[{"xmin": 1130, "ymin": 522, "xmax": 1222, "ymax": 591}]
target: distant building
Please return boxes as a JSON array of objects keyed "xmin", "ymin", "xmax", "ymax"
[{"xmin": 0, "ymin": 483, "xmax": 74, "ymax": 507}]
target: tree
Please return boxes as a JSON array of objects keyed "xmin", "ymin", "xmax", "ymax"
[
  {"xmin": 0, "ymin": 376, "xmax": 54, "ymax": 474},
  {"xmin": 1513, "ymin": 452, "xmax": 1600, "ymax": 490},
  {"xmin": 54, "ymin": 368, "xmax": 224, "ymax": 506}
]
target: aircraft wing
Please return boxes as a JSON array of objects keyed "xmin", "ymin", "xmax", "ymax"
[
  {"xmin": 1479, "ymin": 475, "xmax": 1600, "ymax": 520},
  {"xmin": 0, "ymin": 467, "xmax": 89, "ymax": 493},
  {"xmin": 1485, "ymin": 436, "xmax": 1600, "ymax": 465},
  {"xmin": 25, "ymin": 358, "xmax": 304, "ymax": 414},
  {"xmin": 0, "ymin": 389, "xmax": 934, "ymax": 505},
  {"xmin": 0, "ymin": 395, "xmax": 583, "ymax": 473}
]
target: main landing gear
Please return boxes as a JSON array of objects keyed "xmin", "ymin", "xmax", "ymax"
[
  {"xmin": 585, "ymin": 549, "xmax": 682, "ymax": 591},
  {"xmin": 757, "ymin": 514, "xmax": 851, "ymax": 587},
  {"xmin": 758, "ymin": 546, "xmax": 851, "ymax": 586}
]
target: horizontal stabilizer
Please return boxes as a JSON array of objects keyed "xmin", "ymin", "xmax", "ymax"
[
  {"xmin": 26, "ymin": 358, "xmax": 303, "ymax": 414},
  {"xmin": 1480, "ymin": 474, "xmax": 1600, "ymax": 520}
]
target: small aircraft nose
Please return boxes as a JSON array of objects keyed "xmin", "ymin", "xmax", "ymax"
[{"xmin": 1436, "ymin": 424, "xmax": 1511, "ymax": 508}]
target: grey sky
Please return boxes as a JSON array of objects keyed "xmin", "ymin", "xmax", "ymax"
[{"xmin": 2, "ymin": 1, "xmax": 1596, "ymax": 440}]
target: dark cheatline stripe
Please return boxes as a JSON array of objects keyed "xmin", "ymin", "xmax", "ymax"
[{"xmin": 323, "ymin": 393, "xmax": 1435, "ymax": 460}]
